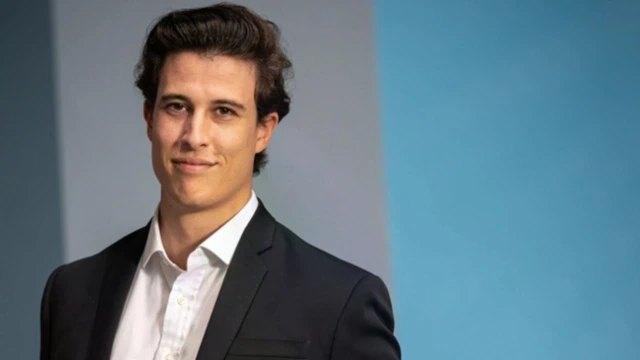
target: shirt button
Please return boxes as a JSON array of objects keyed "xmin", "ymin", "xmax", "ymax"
[
  {"xmin": 177, "ymin": 295, "xmax": 186, "ymax": 306},
  {"xmin": 164, "ymin": 355, "xmax": 174, "ymax": 360}
]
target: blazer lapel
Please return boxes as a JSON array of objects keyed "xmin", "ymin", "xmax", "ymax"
[
  {"xmin": 87, "ymin": 223, "xmax": 149, "ymax": 360},
  {"xmin": 196, "ymin": 202, "xmax": 276, "ymax": 360}
]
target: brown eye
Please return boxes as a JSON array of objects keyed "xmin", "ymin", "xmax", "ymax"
[
  {"xmin": 216, "ymin": 107, "xmax": 235, "ymax": 116},
  {"xmin": 167, "ymin": 103, "xmax": 186, "ymax": 111}
]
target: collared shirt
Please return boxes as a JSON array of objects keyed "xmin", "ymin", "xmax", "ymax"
[{"xmin": 110, "ymin": 191, "xmax": 259, "ymax": 360}]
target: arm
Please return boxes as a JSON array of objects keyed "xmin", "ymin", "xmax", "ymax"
[
  {"xmin": 40, "ymin": 267, "xmax": 61, "ymax": 360},
  {"xmin": 330, "ymin": 274, "xmax": 401, "ymax": 359}
]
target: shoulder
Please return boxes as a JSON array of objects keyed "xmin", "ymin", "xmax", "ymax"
[
  {"xmin": 45, "ymin": 224, "xmax": 148, "ymax": 294},
  {"xmin": 250, "ymin": 202, "xmax": 387, "ymax": 296},
  {"xmin": 268, "ymin": 220, "xmax": 387, "ymax": 300},
  {"xmin": 275, "ymin": 221, "xmax": 372, "ymax": 275},
  {"xmin": 265, "ymin": 221, "xmax": 397, "ymax": 353}
]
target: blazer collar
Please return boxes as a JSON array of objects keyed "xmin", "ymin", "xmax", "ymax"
[
  {"xmin": 241, "ymin": 199, "xmax": 276, "ymax": 254},
  {"xmin": 87, "ymin": 222, "xmax": 150, "ymax": 360},
  {"xmin": 195, "ymin": 200, "xmax": 276, "ymax": 360}
]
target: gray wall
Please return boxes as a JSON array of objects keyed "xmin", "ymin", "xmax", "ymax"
[
  {"xmin": 0, "ymin": 1, "xmax": 63, "ymax": 358},
  {"xmin": 52, "ymin": 1, "xmax": 391, "ymax": 283}
]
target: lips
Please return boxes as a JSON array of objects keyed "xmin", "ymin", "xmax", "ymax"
[{"xmin": 171, "ymin": 158, "xmax": 216, "ymax": 174}]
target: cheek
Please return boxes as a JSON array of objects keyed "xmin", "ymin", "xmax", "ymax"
[
  {"xmin": 150, "ymin": 124, "xmax": 180, "ymax": 175},
  {"xmin": 218, "ymin": 124, "xmax": 257, "ymax": 156},
  {"xmin": 153, "ymin": 120, "xmax": 181, "ymax": 151}
]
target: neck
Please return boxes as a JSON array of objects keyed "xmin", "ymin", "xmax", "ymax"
[{"xmin": 157, "ymin": 188, "xmax": 252, "ymax": 269}]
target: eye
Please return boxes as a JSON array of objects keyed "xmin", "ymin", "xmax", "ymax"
[
  {"xmin": 216, "ymin": 106, "xmax": 236, "ymax": 117},
  {"xmin": 165, "ymin": 102, "xmax": 187, "ymax": 114}
]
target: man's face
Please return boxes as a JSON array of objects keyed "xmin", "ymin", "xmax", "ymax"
[{"xmin": 144, "ymin": 51, "xmax": 277, "ymax": 211}]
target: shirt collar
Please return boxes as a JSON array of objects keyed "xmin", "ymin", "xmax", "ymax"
[{"xmin": 140, "ymin": 190, "xmax": 259, "ymax": 268}]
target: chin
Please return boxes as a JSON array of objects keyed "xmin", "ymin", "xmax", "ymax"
[
  {"xmin": 161, "ymin": 174, "xmax": 246, "ymax": 211},
  {"xmin": 173, "ymin": 190, "xmax": 219, "ymax": 208},
  {"xmin": 162, "ymin": 181, "xmax": 214, "ymax": 209}
]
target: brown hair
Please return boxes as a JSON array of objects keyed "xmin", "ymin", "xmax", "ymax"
[{"xmin": 135, "ymin": 2, "xmax": 292, "ymax": 175}]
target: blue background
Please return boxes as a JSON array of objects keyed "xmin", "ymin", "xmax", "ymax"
[{"xmin": 376, "ymin": 1, "xmax": 640, "ymax": 358}]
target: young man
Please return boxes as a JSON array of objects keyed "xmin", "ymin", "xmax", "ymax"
[{"xmin": 40, "ymin": 3, "xmax": 401, "ymax": 360}]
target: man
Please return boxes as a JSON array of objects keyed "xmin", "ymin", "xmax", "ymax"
[{"xmin": 40, "ymin": 3, "xmax": 401, "ymax": 360}]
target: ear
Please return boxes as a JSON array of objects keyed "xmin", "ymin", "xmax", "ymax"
[
  {"xmin": 255, "ymin": 112, "xmax": 279, "ymax": 153},
  {"xmin": 143, "ymin": 100, "xmax": 154, "ymax": 141}
]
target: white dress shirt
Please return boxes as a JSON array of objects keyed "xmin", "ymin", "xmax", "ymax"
[{"xmin": 110, "ymin": 191, "xmax": 259, "ymax": 360}]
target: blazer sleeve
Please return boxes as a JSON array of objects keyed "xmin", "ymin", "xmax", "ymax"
[
  {"xmin": 330, "ymin": 274, "xmax": 401, "ymax": 359},
  {"xmin": 40, "ymin": 267, "xmax": 61, "ymax": 360}
]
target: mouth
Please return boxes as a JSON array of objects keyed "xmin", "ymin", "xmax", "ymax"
[{"xmin": 171, "ymin": 158, "xmax": 217, "ymax": 174}]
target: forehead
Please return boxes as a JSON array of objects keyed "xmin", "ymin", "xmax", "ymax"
[{"xmin": 157, "ymin": 51, "xmax": 256, "ymax": 103}]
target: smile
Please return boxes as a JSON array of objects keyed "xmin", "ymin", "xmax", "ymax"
[{"xmin": 171, "ymin": 158, "xmax": 216, "ymax": 174}]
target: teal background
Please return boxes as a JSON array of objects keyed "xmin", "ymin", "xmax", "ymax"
[
  {"xmin": 375, "ymin": 0, "xmax": 640, "ymax": 358},
  {"xmin": 0, "ymin": 1, "xmax": 63, "ymax": 359}
]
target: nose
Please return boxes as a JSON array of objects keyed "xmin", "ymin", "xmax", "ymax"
[{"xmin": 180, "ymin": 110, "xmax": 210, "ymax": 150}]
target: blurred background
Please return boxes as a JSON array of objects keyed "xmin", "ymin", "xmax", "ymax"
[{"xmin": 1, "ymin": 0, "xmax": 639, "ymax": 359}]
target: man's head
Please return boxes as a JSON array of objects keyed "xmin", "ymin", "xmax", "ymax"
[{"xmin": 135, "ymin": 3, "xmax": 292, "ymax": 211}]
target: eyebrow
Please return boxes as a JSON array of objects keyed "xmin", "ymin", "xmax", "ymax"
[{"xmin": 159, "ymin": 94, "xmax": 247, "ymax": 112}]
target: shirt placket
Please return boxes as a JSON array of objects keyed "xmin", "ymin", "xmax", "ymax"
[{"xmin": 156, "ymin": 251, "xmax": 209, "ymax": 360}]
